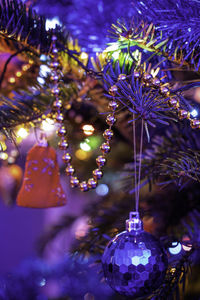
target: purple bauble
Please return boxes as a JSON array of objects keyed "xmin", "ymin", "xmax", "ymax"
[{"xmin": 102, "ymin": 212, "xmax": 168, "ymax": 298}]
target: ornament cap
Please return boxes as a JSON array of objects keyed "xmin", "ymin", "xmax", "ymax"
[{"xmin": 126, "ymin": 211, "xmax": 143, "ymax": 233}]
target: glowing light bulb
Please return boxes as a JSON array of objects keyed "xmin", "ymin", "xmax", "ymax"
[
  {"xmin": 82, "ymin": 124, "xmax": 95, "ymax": 136},
  {"xmin": 22, "ymin": 64, "xmax": 30, "ymax": 71},
  {"xmin": 168, "ymin": 242, "xmax": 182, "ymax": 255},
  {"xmin": 0, "ymin": 152, "xmax": 8, "ymax": 160},
  {"xmin": 17, "ymin": 128, "xmax": 29, "ymax": 139},
  {"xmin": 45, "ymin": 17, "xmax": 62, "ymax": 30},
  {"xmin": 16, "ymin": 71, "xmax": 22, "ymax": 77},
  {"xmin": 9, "ymin": 77, "xmax": 16, "ymax": 83},
  {"xmin": 96, "ymin": 184, "xmax": 109, "ymax": 196},
  {"xmin": 191, "ymin": 109, "xmax": 198, "ymax": 117},
  {"xmin": 41, "ymin": 118, "xmax": 55, "ymax": 132},
  {"xmin": 80, "ymin": 52, "xmax": 88, "ymax": 60},
  {"xmin": 80, "ymin": 142, "xmax": 91, "ymax": 152}
]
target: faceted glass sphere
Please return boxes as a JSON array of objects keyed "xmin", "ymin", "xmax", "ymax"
[{"xmin": 102, "ymin": 230, "xmax": 168, "ymax": 298}]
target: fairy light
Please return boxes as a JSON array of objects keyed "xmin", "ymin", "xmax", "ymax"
[
  {"xmin": 80, "ymin": 52, "xmax": 88, "ymax": 60},
  {"xmin": 41, "ymin": 118, "xmax": 56, "ymax": 132},
  {"xmin": 45, "ymin": 17, "xmax": 62, "ymax": 30},
  {"xmin": 29, "ymin": 59, "xmax": 34, "ymax": 65},
  {"xmin": 16, "ymin": 127, "xmax": 29, "ymax": 139},
  {"xmin": 16, "ymin": 71, "xmax": 22, "ymax": 77},
  {"xmin": 9, "ymin": 77, "xmax": 16, "ymax": 83},
  {"xmin": 22, "ymin": 64, "xmax": 30, "ymax": 71},
  {"xmin": 80, "ymin": 142, "xmax": 91, "ymax": 152},
  {"xmin": 82, "ymin": 124, "xmax": 95, "ymax": 136},
  {"xmin": 0, "ymin": 152, "xmax": 8, "ymax": 160}
]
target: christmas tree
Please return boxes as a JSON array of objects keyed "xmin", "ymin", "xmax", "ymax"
[{"xmin": 0, "ymin": 0, "xmax": 200, "ymax": 299}]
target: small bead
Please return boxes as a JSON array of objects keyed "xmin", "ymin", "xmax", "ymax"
[
  {"xmin": 93, "ymin": 169, "xmax": 103, "ymax": 179},
  {"xmin": 106, "ymin": 114, "xmax": 116, "ymax": 126},
  {"xmin": 178, "ymin": 109, "xmax": 190, "ymax": 119},
  {"xmin": 160, "ymin": 85, "xmax": 170, "ymax": 96},
  {"xmin": 168, "ymin": 98, "xmax": 180, "ymax": 109},
  {"xmin": 152, "ymin": 77, "xmax": 161, "ymax": 87},
  {"xmin": 118, "ymin": 74, "xmax": 126, "ymax": 81},
  {"xmin": 50, "ymin": 61, "xmax": 59, "ymax": 69},
  {"xmin": 57, "ymin": 127, "xmax": 66, "ymax": 137},
  {"xmin": 51, "ymin": 74, "xmax": 59, "ymax": 81},
  {"xmin": 100, "ymin": 142, "xmax": 110, "ymax": 154},
  {"xmin": 65, "ymin": 165, "xmax": 75, "ymax": 176},
  {"xmin": 133, "ymin": 71, "xmax": 140, "ymax": 79},
  {"xmin": 88, "ymin": 178, "xmax": 97, "ymax": 189},
  {"xmin": 53, "ymin": 100, "xmax": 62, "ymax": 109},
  {"xmin": 103, "ymin": 129, "xmax": 113, "ymax": 140},
  {"xmin": 62, "ymin": 153, "xmax": 72, "ymax": 163},
  {"xmin": 108, "ymin": 100, "xmax": 118, "ymax": 111},
  {"xmin": 190, "ymin": 119, "xmax": 200, "ymax": 129},
  {"xmin": 143, "ymin": 73, "xmax": 152, "ymax": 82},
  {"xmin": 70, "ymin": 176, "xmax": 79, "ymax": 188},
  {"xmin": 55, "ymin": 114, "xmax": 64, "ymax": 123},
  {"xmin": 79, "ymin": 181, "xmax": 89, "ymax": 192},
  {"xmin": 58, "ymin": 140, "xmax": 68, "ymax": 150},
  {"xmin": 109, "ymin": 85, "xmax": 118, "ymax": 96},
  {"xmin": 96, "ymin": 155, "xmax": 106, "ymax": 167},
  {"xmin": 51, "ymin": 87, "xmax": 59, "ymax": 95}
]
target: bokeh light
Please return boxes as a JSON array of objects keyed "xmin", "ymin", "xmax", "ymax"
[
  {"xmin": 16, "ymin": 128, "xmax": 29, "ymax": 139},
  {"xmin": 0, "ymin": 152, "xmax": 8, "ymax": 160},
  {"xmin": 80, "ymin": 142, "xmax": 91, "ymax": 152},
  {"xmin": 82, "ymin": 124, "xmax": 95, "ymax": 136},
  {"xmin": 41, "ymin": 118, "xmax": 56, "ymax": 132},
  {"xmin": 96, "ymin": 184, "xmax": 109, "ymax": 196},
  {"xmin": 45, "ymin": 17, "xmax": 62, "ymax": 30},
  {"xmin": 75, "ymin": 149, "xmax": 90, "ymax": 160}
]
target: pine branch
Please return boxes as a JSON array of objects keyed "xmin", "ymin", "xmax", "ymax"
[
  {"xmin": 0, "ymin": 90, "xmax": 49, "ymax": 133},
  {"xmin": 108, "ymin": 15, "xmax": 200, "ymax": 72},
  {"xmin": 121, "ymin": 123, "xmax": 200, "ymax": 190}
]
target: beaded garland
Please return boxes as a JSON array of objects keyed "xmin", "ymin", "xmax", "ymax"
[
  {"xmin": 49, "ymin": 34, "xmax": 199, "ymax": 192},
  {"xmin": 110, "ymin": 70, "xmax": 200, "ymax": 129},
  {"xmin": 49, "ymin": 35, "xmax": 117, "ymax": 192}
]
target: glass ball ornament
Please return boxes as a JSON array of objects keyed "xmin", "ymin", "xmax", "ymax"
[{"xmin": 102, "ymin": 212, "xmax": 168, "ymax": 298}]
